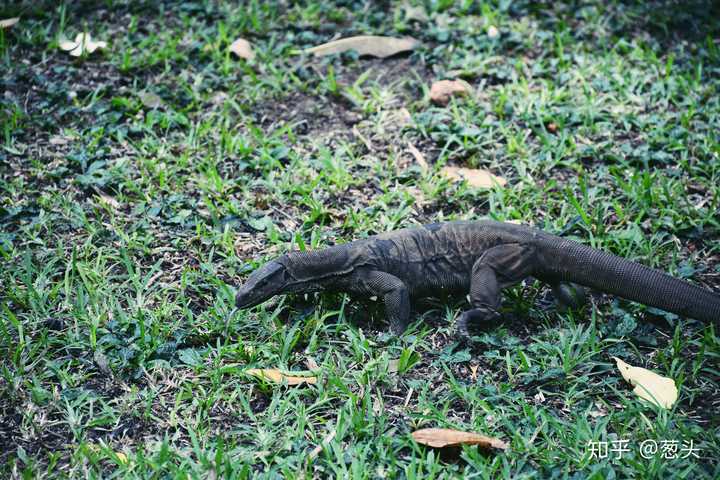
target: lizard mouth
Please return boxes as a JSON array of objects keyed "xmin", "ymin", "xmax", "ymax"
[
  {"xmin": 235, "ymin": 289, "xmax": 260, "ymax": 309},
  {"xmin": 235, "ymin": 282, "xmax": 274, "ymax": 309},
  {"xmin": 235, "ymin": 260, "xmax": 288, "ymax": 309}
]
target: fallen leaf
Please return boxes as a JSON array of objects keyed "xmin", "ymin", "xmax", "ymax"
[
  {"xmin": 0, "ymin": 17, "xmax": 19, "ymax": 28},
  {"xmin": 353, "ymin": 125, "xmax": 373, "ymax": 151},
  {"xmin": 388, "ymin": 359, "xmax": 400, "ymax": 373},
  {"xmin": 93, "ymin": 350, "xmax": 110, "ymax": 374},
  {"xmin": 306, "ymin": 35, "xmax": 419, "ymax": 58},
  {"xmin": 308, "ymin": 429, "xmax": 337, "ymax": 460},
  {"xmin": 487, "ymin": 25, "xmax": 499, "ymax": 39},
  {"xmin": 613, "ymin": 357, "xmax": 678, "ymax": 409},
  {"xmin": 403, "ymin": 3, "xmax": 429, "ymax": 22},
  {"xmin": 115, "ymin": 452, "xmax": 128, "ymax": 463},
  {"xmin": 305, "ymin": 357, "xmax": 319, "ymax": 371},
  {"xmin": 229, "ymin": 38, "xmax": 255, "ymax": 60},
  {"xmin": 246, "ymin": 368, "xmax": 317, "ymax": 386},
  {"xmin": 49, "ymin": 135, "xmax": 70, "ymax": 145},
  {"xmin": 441, "ymin": 166, "xmax": 506, "ymax": 188},
  {"xmin": 589, "ymin": 402, "xmax": 608, "ymax": 418},
  {"xmin": 429, "ymin": 79, "xmax": 472, "ymax": 106},
  {"xmin": 396, "ymin": 107, "xmax": 412, "ymax": 127},
  {"xmin": 59, "ymin": 33, "xmax": 107, "ymax": 57},
  {"xmin": 407, "ymin": 142, "xmax": 428, "ymax": 172},
  {"xmin": 469, "ymin": 364, "xmax": 479, "ymax": 380},
  {"xmin": 138, "ymin": 91, "xmax": 162, "ymax": 109},
  {"xmin": 96, "ymin": 192, "xmax": 120, "ymax": 209},
  {"xmin": 412, "ymin": 428, "xmax": 508, "ymax": 450}
]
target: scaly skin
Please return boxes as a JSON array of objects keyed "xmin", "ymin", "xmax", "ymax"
[{"xmin": 235, "ymin": 221, "xmax": 720, "ymax": 337}]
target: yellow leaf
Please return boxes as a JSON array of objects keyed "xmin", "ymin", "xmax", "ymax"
[
  {"xmin": 613, "ymin": 357, "xmax": 678, "ymax": 409},
  {"xmin": 306, "ymin": 35, "xmax": 419, "ymax": 58},
  {"xmin": 412, "ymin": 428, "xmax": 508, "ymax": 450},
  {"xmin": 0, "ymin": 17, "xmax": 19, "ymax": 28},
  {"xmin": 229, "ymin": 38, "xmax": 255, "ymax": 60},
  {"xmin": 246, "ymin": 368, "xmax": 317, "ymax": 386},
  {"xmin": 441, "ymin": 166, "xmax": 506, "ymax": 188}
]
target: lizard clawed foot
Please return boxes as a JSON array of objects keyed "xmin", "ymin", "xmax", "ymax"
[
  {"xmin": 456, "ymin": 307, "xmax": 501, "ymax": 341},
  {"xmin": 389, "ymin": 318, "xmax": 410, "ymax": 336}
]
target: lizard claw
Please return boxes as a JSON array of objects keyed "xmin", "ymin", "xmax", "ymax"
[
  {"xmin": 455, "ymin": 307, "xmax": 501, "ymax": 340},
  {"xmin": 456, "ymin": 312, "xmax": 472, "ymax": 340},
  {"xmin": 389, "ymin": 318, "xmax": 409, "ymax": 336}
]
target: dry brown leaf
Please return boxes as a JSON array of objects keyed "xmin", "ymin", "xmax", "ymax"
[
  {"xmin": 407, "ymin": 142, "xmax": 428, "ymax": 172},
  {"xmin": 352, "ymin": 125, "xmax": 373, "ymax": 151},
  {"xmin": 308, "ymin": 429, "xmax": 337, "ymax": 460},
  {"xmin": 441, "ymin": 166, "xmax": 506, "ymax": 188},
  {"xmin": 0, "ymin": 17, "xmax": 19, "ymax": 28},
  {"xmin": 59, "ymin": 33, "xmax": 107, "ymax": 57},
  {"xmin": 246, "ymin": 368, "xmax": 317, "ymax": 386},
  {"xmin": 96, "ymin": 193, "xmax": 120, "ymax": 209},
  {"xmin": 429, "ymin": 79, "xmax": 471, "ymax": 106},
  {"xmin": 306, "ymin": 35, "xmax": 419, "ymax": 58},
  {"xmin": 229, "ymin": 38, "xmax": 255, "ymax": 60},
  {"xmin": 469, "ymin": 364, "xmax": 479, "ymax": 380},
  {"xmin": 412, "ymin": 428, "xmax": 508, "ymax": 450},
  {"xmin": 613, "ymin": 357, "xmax": 678, "ymax": 409},
  {"xmin": 305, "ymin": 357, "xmax": 319, "ymax": 371}
]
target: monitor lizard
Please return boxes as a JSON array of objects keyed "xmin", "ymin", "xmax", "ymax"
[{"xmin": 235, "ymin": 221, "xmax": 720, "ymax": 337}]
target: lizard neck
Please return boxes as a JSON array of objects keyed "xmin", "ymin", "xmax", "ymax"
[{"xmin": 278, "ymin": 243, "xmax": 366, "ymax": 291}]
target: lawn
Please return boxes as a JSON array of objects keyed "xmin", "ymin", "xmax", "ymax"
[{"xmin": 1, "ymin": 0, "xmax": 719, "ymax": 478}]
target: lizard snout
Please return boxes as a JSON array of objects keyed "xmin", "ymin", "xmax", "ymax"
[{"xmin": 235, "ymin": 260, "xmax": 289, "ymax": 309}]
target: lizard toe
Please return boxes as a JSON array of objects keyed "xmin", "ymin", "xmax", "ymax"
[
  {"xmin": 456, "ymin": 312, "xmax": 472, "ymax": 340},
  {"xmin": 456, "ymin": 307, "xmax": 501, "ymax": 340},
  {"xmin": 389, "ymin": 318, "xmax": 409, "ymax": 336}
]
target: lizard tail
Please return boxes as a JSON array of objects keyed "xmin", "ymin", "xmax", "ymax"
[{"xmin": 536, "ymin": 237, "xmax": 720, "ymax": 325}]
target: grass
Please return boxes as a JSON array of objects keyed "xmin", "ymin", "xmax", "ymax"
[{"xmin": 1, "ymin": 0, "xmax": 719, "ymax": 478}]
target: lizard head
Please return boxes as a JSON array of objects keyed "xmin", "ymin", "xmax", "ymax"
[{"xmin": 235, "ymin": 259, "xmax": 292, "ymax": 309}]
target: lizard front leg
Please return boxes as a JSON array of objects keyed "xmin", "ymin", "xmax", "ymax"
[
  {"xmin": 457, "ymin": 243, "xmax": 536, "ymax": 338},
  {"xmin": 353, "ymin": 270, "xmax": 411, "ymax": 335}
]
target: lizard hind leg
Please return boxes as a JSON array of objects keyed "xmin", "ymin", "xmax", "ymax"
[
  {"xmin": 551, "ymin": 282, "xmax": 586, "ymax": 310},
  {"xmin": 457, "ymin": 243, "xmax": 537, "ymax": 339}
]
